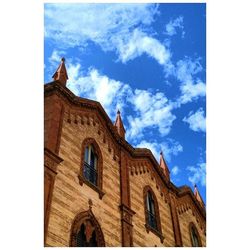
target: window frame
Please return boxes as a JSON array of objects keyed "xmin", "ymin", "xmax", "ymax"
[
  {"xmin": 70, "ymin": 210, "xmax": 105, "ymax": 247},
  {"xmin": 84, "ymin": 145, "xmax": 98, "ymax": 186},
  {"xmin": 189, "ymin": 222, "xmax": 202, "ymax": 247},
  {"xmin": 143, "ymin": 185, "xmax": 164, "ymax": 243},
  {"xmin": 78, "ymin": 138, "xmax": 105, "ymax": 199}
]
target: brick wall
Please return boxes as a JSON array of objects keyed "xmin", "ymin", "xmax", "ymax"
[
  {"xmin": 129, "ymin": 165, "xmax": 175, "ymax": 247},
  {"xmin": 178, "ymin": 208, "xmax": 206, "ymax": 247},
  {"xmin": 46, "ymin": 109, "xmax": 122, "ymax": 247},
  {"xmin": 44, "ymin": 83, "xmax": 206, "ymax": 247}
]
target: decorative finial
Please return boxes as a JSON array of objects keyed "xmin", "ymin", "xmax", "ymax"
[
  {"xmin": 114, "ymin": 109, "xmax": 125, "ymax": 138},
  {"xmin": 193, "ymin": 184, "xmax": 205, "ymax": 208},
  {"xmin": 88, "ymin": 199, "xmax": 93, "ymax": 210},
  {"xmin": 159, "ymin": 151, "xmax": 170, "ymax": 181},
  {"xmin": 52, "ymin": 57, "xmax": 68, "ymax": 86}
]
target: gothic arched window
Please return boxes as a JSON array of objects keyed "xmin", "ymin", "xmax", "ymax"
[
  {"xmin": 78, "ymin": 138, "xmax": 104, "ymax": 199},
  {"xmin": 143, "ymin": 185, "xmax": 164, "ymax": 243},
  {"xmin": 189, "ymin": 222, "xmax": 202, "ymax": 247},
  {"xmin": 70, "ymin": 210, "xmax": 105, "ymax": 247}
]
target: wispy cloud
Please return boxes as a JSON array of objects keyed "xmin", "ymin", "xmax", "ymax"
[
  {"xmin": 66, "ymin": 63, "xmax": 131, "ymax": 119},
  {"xmin": 187, "ymin": 162, "xmax": 206, "ymax": 187},
  {"xmin": 136, "ymin": 139, "xmax": 183, "ymax": 163},
  {"xmin": 49, "ymin": 49, "xmax": 65, "ymax": 66},
  {"xmin": 174, "ymin": 57, "xmax": 206, "ymax": 106},
  {"xmin": 183, "ymin": 108, "xmax": 206, "ymax": 132},
  {"xmin": 117, "ymin": 28, "xmax": 171, "ymax": 65},
  {"xmin": 165, "ymin": 16, "xmax": 185, "ymax": 38},
  {"xmin": 45, "ymin": 4, "xmax": 171, "ymax": 65},
  {"xmin": 171, "ymin": 165, "xmax": 180, "ymax": 176},
  {"xmin": 126, "ymin": 89, "xmax": 176, "ymax": 141}
]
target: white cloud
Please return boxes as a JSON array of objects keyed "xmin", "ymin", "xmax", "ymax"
[
  {"xmin": 176, "ymin": 57, "xmax": 202, "ymax": 82},
  {"xmin": 136, "ymin": 139, "xmax": 183, "ymax": 163},
  {"xmin": 171, "ymin": 165, "xmax": 180, "ymax": 176},
  {"xmin": 66, "ymin": 63, "xmax": 132, "ymax": 119},
  {"xmin": 117, "ymin": 28, "xmax": 171, "ymax": 65},
  {"xmin": 45, "ymin": 4, "xmax": 158, "ymax": 46},
  {"xmin": 178, "ymin": 80, "xmax": 206, "ymax": 104},
  {"xmin": 45, "ymin": 4, "xmax": 172, "ymax": 66},
  {"xmin": 126, "ymin": 89, "xmax": 176, "ymax": 140},
  {"xmin": 49, "ymin": 50, "xmax": 65, "ymax": 65},
  {"xmin": 183, "ymin": 108, "xmax": 206, "ymax": 132},
  {"xmin": 165, "ymin": 16, "xmax": 185, "ymax": 37},
  {"xmin": 174, "ymin": 57, "xmax": 206, "ymax": 105},
  {"xmin": 187, "ymin": 162, "xmax": 206, "ymax": 187}
]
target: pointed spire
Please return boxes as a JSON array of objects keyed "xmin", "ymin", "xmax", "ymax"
[
  {"xmin": 114, "ymin": 110, "xmax": 126, "ymax": 139},
  {"xmin": 194, "ymin": 184, "xmax": 205, "ymax": 208},
  {"xmin": 52, "ymin": 57, "xmax": 68, "ymax": 86},
  {"xmin": 159, "ymin": 151, "xmax": 170, "ymax": 181}
]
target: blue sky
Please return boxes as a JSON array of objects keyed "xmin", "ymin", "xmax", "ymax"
[{"xmin": 44, "ymin": 3, "xmax": 206, "ymax": 203}]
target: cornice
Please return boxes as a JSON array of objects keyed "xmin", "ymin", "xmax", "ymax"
[
  {"xmin": 176, "ymin": 185, "xmax": 206, "ymax": 219},
  {"xmin": 44, "ymin": 147, "xmax": 63, "ymax": 174}
]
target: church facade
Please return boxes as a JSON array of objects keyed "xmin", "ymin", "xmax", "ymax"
[{"xmin": 44, "ymin": 58, "xmax": 206, "ymax": 247}]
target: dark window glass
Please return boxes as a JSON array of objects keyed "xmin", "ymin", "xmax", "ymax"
[
  {"xmin": 77, "ymin": 224, "xmax": 86, "ymax": 247},
  {"xmin": 84, "ymin": 147, "xmax": 89, "ymax": 164},
  {"xmin": 76, "ymin": 223, "xmax": 97, "ymax": 247},
  {"xmin": 191, "ymin": 227, "xmax": 199, "ymax": 247},
  {"xmin": 84, "ymin": 145, "xmax": 98, "ymax": 186},
  {"xmin": 146, "ymin": 192, "xmax": 157, "ymax": 230}
]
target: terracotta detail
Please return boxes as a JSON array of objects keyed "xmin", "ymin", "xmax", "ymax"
[
  {"xmin": 159, "ymin": 151, "xmax": 170, "ymax": 181},
  {"xmin": 119, "ymin": 204, "xmax": 135, "ymax": 246},
  {"xmin": 169, "ymin": 193, "xmax": 183, "ymax": 246},
  {"xmin": 70, "ymin": 210, "xmax": 105, "ymax": 247},
  {"xmin": 194, "ymin": 184, "xmax": 205, "ymax": 208},
  {"xmin": 119, "ymin": 151, "xmax": 135, "ymax": 246},
  {"xmin": 52, "ymin": 58, "xmax": 68, "ymax": 86},
  {"xmin": 114, "ymin": 110, "xmax": 126, "ymax": 139}
]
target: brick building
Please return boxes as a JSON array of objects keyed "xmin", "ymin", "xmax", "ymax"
[{"xmin": 44, "ymin": 58, "xmax": 206, "ymax": 247}]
